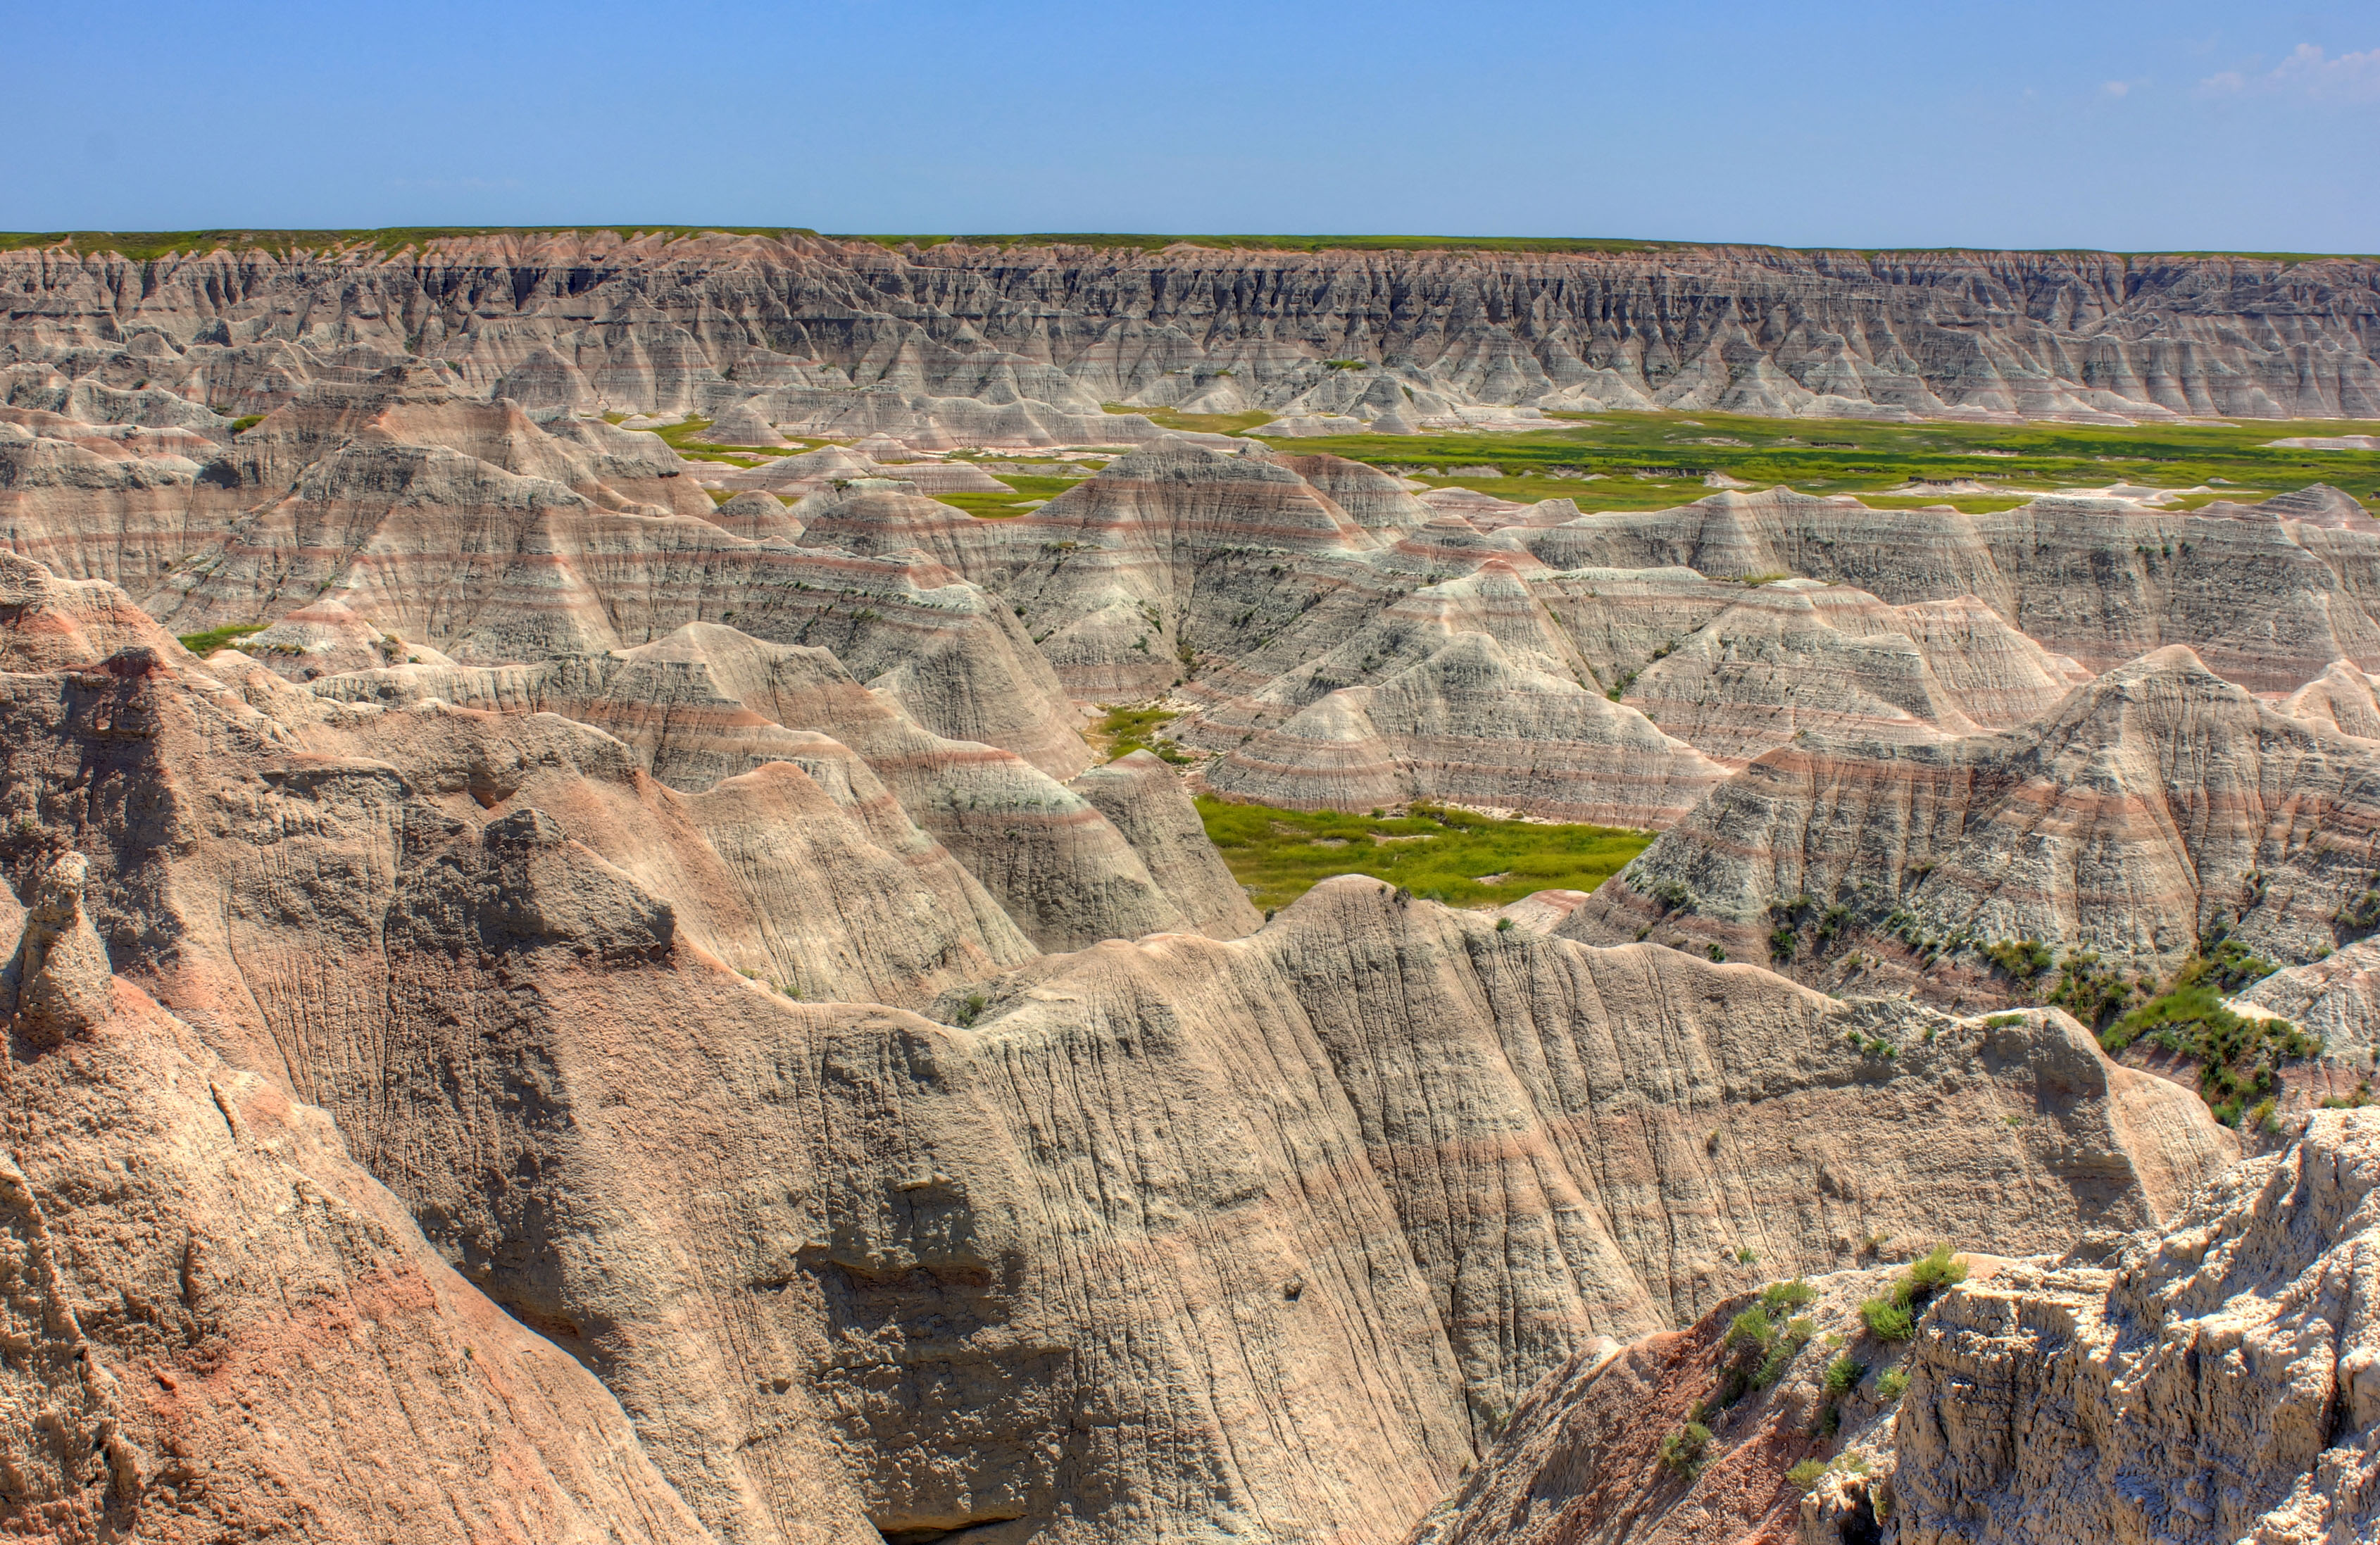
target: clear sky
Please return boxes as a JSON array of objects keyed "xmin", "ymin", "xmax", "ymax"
[{"xmin": 6, "ymin": 0, "xmax": 2376, "ymax": 252}]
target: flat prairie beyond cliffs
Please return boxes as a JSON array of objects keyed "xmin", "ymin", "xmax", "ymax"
[{"xmin": 6, "ymin": 227, "xmax": 2380, "ymax": 1545}]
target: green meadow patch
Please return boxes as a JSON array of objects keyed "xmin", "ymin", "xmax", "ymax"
[
  {"xmin": 176, "ymin": 622, "xmax": 267, "ymax": 655},
  {"xmin": 931, "ymin": 473, "xmax": 1087, "ymax": 519},
  {"xmin": 641, "ymin": 416, "xmax": 813, "ymax": 467},
  {"xmin": 1089, "ymin": 704, "xmax": 1193, "ymax": 763},
  {"xmin": 1196, "ymin": 797, "xmax": 1651, "ymax": 911},
  {"xmin": 1102, "ymin": 404, "xmax": 1277, "ymax": 435}
]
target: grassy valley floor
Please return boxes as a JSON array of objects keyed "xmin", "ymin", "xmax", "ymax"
[
  {"xmin": 1227, "ymin": 406, "xmax": 2380, "ymax": 513},
  {"xmin": 1194, "ymin": 797, "xmax": 1651, "ymax": 912}
]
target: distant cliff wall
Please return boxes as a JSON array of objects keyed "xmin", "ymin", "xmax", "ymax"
[{"xmin": 5, "ymin": 231, "xmax": 2376, "ymax": 419}]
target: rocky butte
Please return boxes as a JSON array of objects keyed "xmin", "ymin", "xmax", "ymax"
[{"xmin": 1, "ymin": 227, "xmax": 2379, "ymax": 1542}]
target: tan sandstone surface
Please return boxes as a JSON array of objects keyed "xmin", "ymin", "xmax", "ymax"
[{"xmin": 0, "ymin": 853, "xmax": 708, "ymax": 1543}]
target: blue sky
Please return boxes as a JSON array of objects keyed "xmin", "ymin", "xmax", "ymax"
[{"xmin": 5, "ymin": 0, "xmax": 2376, "ymax": 251}]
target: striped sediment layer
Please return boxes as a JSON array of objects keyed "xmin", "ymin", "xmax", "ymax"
[
  {"xmin": 1208, "ymin": 632, "xmax": 1727, "ymax": 828},
  {"xmin": 8, "ymin": 232, "xmax": 2377, "ymax": 420},
  {"xmin": 1622, "ymin": 579, "xmax": 2090, "ymax": 766},
  {"xmin": 1522, "ymin": 484, "xmax": 2380, "ymax": 692},
  {"xmin": 313, "ymin": 620, "xmax": 1244, "ymax": 949}
]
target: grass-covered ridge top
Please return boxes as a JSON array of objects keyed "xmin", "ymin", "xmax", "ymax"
[{"xmin": 2, "ymin": 228, "xmax": 2374, "ymax": 263}]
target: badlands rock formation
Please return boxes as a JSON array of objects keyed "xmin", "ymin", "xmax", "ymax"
[
  {"xmin": 2281, "ymin": 658, "xmax": 2380, "ymax": 742},
  {"xmin": 307, "ymin": 619, "xmax": 1225, "ymax": 951},
  {"xmin": 1213, "ymin": 631, "xmax": 1727, "ymax": 826},
  {"xmin": 1405, "ymin": 1107, "xmax": 2380, "ymax": 1545},
  {"xmin": 1890, "ymin": 1106, "xmax": 2380, "ymax": 1544},
  {"xmin": 1620, "ymin": 579, "xmax": 2088, "ymax": 767},
  {"xmin": 0, "ymin": 551, "xmax": 2238, "ymax": 1539},
  {"xmin": 1565, "ymin": 647, "xmax": 2380, "ymax": 999},
  {"xmin": 7, "ymin": 232, "xmax": 2378, "ymax": 422},
  {"xmin": 2240, "ymin": 937, "xmax": 2380, "ymax": 1067},
  {"xmin": 0, "ymin": 854, "xmax": 707, "ymax": 1544},
  {"xmin": 1405, "ymin": 1263, "xmax": 1915, "ymax": 1545},
  {"xmin": 1524, "ymin": 484, "xmax": 2380, "ymax": 691},
  {"xmin": 8, "ymin": 340, "xmax": 2380, "ymax": 831},
  {"xmin": 9, "ymin": 226, "xmax": 2380, "ymax": 1541}
]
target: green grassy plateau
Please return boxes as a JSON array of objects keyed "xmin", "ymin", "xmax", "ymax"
[{"xmin": 1196, "ymin": 798, "xmax": 1651, "ymax": 912}]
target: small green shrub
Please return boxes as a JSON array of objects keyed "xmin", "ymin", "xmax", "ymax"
[
  {"xmin": 1822, "ymin": 1353, "xmax": 1867, "ymax": 1397},
  {"xmin": 1736, "ymin": 1246, "xmax": 1759, "ymax": 1265},
  {"xmin": 2198, "ymin": 934, "xmax": 2281, "ymax": 992},
  {"xmin": 1984, "ymin": 938, "xmax": 2054, "ymax": 980},
  {"xmin": 228, "ymin": 413, "xmax": 265, "ymax": 434},
  {"xmin": 2046, "ymin": 949, "xmax": 2136, "ymax": 1028},
  {"xmin": 1786, "ymin": 1457, "xmax": 1830, "ymax": 1489},
  {"xmin": 1707, "ymin": 942, "xmax": 1727, "ymax": 962},
  {"xmin": 1496, "ymin": 915, "xmax": 1515, "ymax": 932},
  {"xmin": 1860, "ymin": 1297, "xmax": 1914, "ymax": 1341},
  {"xmin": 1727, "ymin": 1306, "xmax": 1774, "ymax": 1349},
  {"xmin": 1755, "ymin": 1315, "xmax": 1816, "ymax": 1386},
  {"xmin": 1657, "ymin": 1422, "xmax": 1712, "ymax": 1478},
  {"xmin": 1875, "ymin": 1366, "xmax": 1910, "ymax": 1400},
  {"xmin": 1717, "ymin": 1294, "xmax": 1813, "ymax": 1404},
  {"xmin": 1903, "ymin": 1244, "xmax": 1968, "ymax": 1302},
  {"xmin": 1770, "ymin": 926, "xmax": 1798, "ymax": 962},
  {"xmin": 2336, "ymin": 887, "xmax": 2380, "ymax": 937},
  {"xmin": 1856, "ymin": 1244, "xmax": 1965, "ymax": 1343},
  {"xmin": 1760, "ymin": 1278, "xmax": 1817, "ymax": 1314},
  {"xmin": 2102, "ymin": 960, "xmax": 2316, "ymax": 1125}
]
